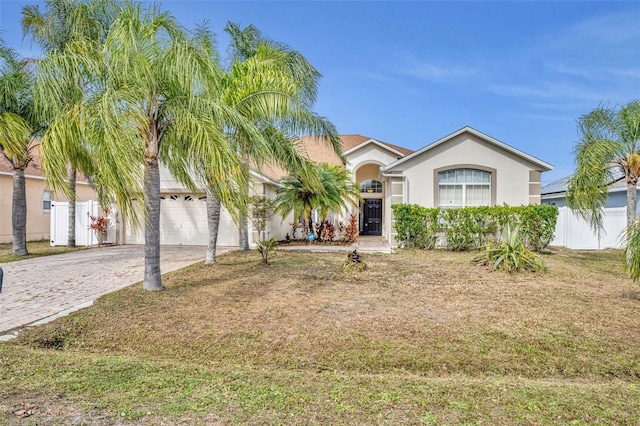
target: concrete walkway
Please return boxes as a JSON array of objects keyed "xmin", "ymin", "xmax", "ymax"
[{"xmin": 0, "ymin": 245, "xmax": 232, "ymax": 336}]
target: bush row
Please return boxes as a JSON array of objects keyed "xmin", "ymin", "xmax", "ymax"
[{"xmin": 391, "ymin": 204, "xmax": 559, "ymax": 252}]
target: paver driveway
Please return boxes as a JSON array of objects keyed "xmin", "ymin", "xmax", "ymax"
[{"xmin": 0, "ymin": 245, "xmax": 232, "ymax": 334}]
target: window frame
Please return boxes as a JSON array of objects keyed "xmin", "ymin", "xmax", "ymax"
[
  {"xmin": 43, "ymin": 190, "xmax": 52, "ymax": 212},
  {"xmin": 433, "ymin": 165, "xmax": 496, "ymax": 208}
]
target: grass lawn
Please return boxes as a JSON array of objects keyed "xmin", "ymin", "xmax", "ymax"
[
  {"xmin": 0, "ymin": 247, "xmax": 639, "ymax": 424},
  {"xmin": 0, "ymin": 240, "xmax": 87, "ymax": 264}
]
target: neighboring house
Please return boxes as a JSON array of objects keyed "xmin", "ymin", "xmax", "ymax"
[
  {"xmin": 542, "ymin": 173, "xmax": 640, "ymax": 212},
  {"xmin": 541, "ymin": 173, "xmax": 640, "ymax": 250},
  {"xmin": 0, "ymin": 153, "xmax": 96, "ymax": 243},
  {"xmin": 119, "ymin": 126, "xmax": 552, "ymax": 247}
]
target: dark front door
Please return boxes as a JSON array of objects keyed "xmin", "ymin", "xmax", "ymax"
[{"xmin": 362, "ymin": 199, "xmax": 382, "ymax": 236}]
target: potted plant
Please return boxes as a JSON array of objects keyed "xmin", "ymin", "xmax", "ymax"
[{"xmin": 88, "ymin": 209, "xmax": 110, "ymax": 245}]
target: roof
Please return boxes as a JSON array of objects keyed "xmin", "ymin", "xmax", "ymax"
[
  {"xmin": 1, "ymin": 145, "xmax": 92, "ymax": 183},
  {"xmin": 340, "ymin": 134, "xmax": 414, "ymax": 157},
  {"xmin": 381, "ymin": 126, "xmax": 553, "ymax": 172},
  {"xmin": 0, "ymin": 151, "xmax": 45, "ymax": 177},
  {"xmin": 541, "ymin": 176, "xmax": 571, "ymax": 196},
  {"xmin": 542, "ymin": 170, "xmax": 626, "ymax": 197},
  {"xmin": 255, "ymin": 134, "xmax": 413, "ymax": 182}
]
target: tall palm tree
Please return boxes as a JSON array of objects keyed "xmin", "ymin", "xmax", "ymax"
[
  {"xmin": 23, "ymin": 0, "xmax": 117, "ymax": 247},
  {"xmin": 39, "ymin": 2, "xmax": 258, "ymax": 290},
  {"xmin": 567, "ymin": 100, "xmax": 640, "ymax": 280},
  {"xmin": 202, "ymin": 23, "xmax": 341, "ymax": 260},
  {"xmin": 274, "ymin": 162, "xmax": 361, "ymax": 238},
  {"xmin": 0, "ymin": 43, "xmax": 41, "ymax": 255}
]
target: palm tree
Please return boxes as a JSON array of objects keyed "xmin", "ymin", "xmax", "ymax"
[
  {"xmin": 274, "ymin": 162, "xmax": 361, "ymax": 239},
  {"xmin": 23, "ymin": 0, "xmax": 117, "ymax": 247},
  {"xmin": 567, "ymin": 100, "xmax": 640, "ymax": 280},
  {"xmin": 0, "ymin": 43, "xmax": 41, "ymax": 255},
  {"xmin": 39, "ymin": 2, "xmax": 258, "ymax": 290},
  {"xmin": 201, "ymin": 23, "xmax": 342, "ymax": 263},
  {"xmin": 567, "ymin": 100, "xmax": 640, "ymax": 230}
]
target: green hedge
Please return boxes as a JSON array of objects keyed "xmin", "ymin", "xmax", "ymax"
[{"xmin": 391, "ymin": 204, "xmax": 558, "ymax": 252}]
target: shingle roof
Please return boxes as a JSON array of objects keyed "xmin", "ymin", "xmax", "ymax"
[
  {"xmin": 0, "ymin": 152, "xmax": 45, "ymax": 177},
  {"xmin": 254, "ymin": 134, "xmax": 414, "ymax": 182},
  {"xmin": 541, "ymin": 170, "xmax": 626, "ymax": 196}
]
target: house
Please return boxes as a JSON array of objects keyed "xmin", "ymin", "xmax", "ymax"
[
  {"xmin": 357, "ymin": 126, "xmax": 551, "ymax": 245},
  {"xmin": 542, "ymin": 173, "xmax": 640, "ymax": 211},
  {"xmin": 119, "ymin": 126, "xmax": 552, "ymax": 247},
  {"xmin": 0, "ymin": 153, "xmax": 96, "ymax": 244},
  {"xmin": 541, "ymin": 173, "xmax": 639, "ymax": 250}
]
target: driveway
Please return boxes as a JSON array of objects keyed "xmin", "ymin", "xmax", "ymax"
[{"xmin": 0, "ymin": 245, "xmax": 233, "ymax": 335}]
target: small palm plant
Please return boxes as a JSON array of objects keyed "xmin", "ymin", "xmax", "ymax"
[{"xmin": 473, "ymin": 226, "xmax": 546, "ymax": 273}]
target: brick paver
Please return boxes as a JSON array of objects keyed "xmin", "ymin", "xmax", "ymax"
[{"xmin": 0, "ymin": 245, "xmax": 232, "ymax": 334}]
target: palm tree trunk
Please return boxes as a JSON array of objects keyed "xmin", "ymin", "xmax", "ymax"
[
  {"xmin": 67, "ymin": 166, "xmax": 77, "ymax": 247},
  {"xmin": 205, "ymin": 189, "xmax": 221, "ymax": 264},
  {"xmin": 628, "ymin": 180, "xmax": 638, "ymax": 228},
  {"xmin": 239, "ymin": 213, "xmax": 249, "ymax": 250},
  {"xmin": 143, "ymin": 157, "xmax": 163, "ymax": 291},
  {"xmin": 12, "ymin": 169, "xmax": 28, "ymax": 256}
]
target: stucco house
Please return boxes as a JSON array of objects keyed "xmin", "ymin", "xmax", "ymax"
[
  {"xmin": 118, "ymin": 126, "xmax": 553, "ymax": 247},
  {"xmin": 0, "ymin": 153, "xmax": 96, "ymax": 244}
]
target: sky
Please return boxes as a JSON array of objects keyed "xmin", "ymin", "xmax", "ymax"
[{"xmin": 1, "ymin": 0, "xmax": 639, "ymax": 185}]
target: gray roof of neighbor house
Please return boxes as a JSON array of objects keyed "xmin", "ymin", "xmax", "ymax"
[
  {"xmin": 381, "ymin": 126, "xmax": 553, "ymax": 172},
  {"xmin": 541, "ymin": 176, "xmax": 571, "ymax": 196},
  {"xmin": 541, "ymin": 170, "xmax": 627, "ymax": 197}
]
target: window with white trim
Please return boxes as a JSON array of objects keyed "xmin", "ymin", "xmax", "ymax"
[
  {"xmin": 43, "ymin": 190, "xmax": 52, "ymax": 211},
  {"xmin": 438, "ymin": 168, "xmax": 491, "ymax": 207}
]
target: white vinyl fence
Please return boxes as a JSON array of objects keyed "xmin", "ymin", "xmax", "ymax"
[
  {"xmin": 551, "ymin": 206, "xmax": 627, "ymax": 250},
  {"xmin": 50, "ymin": 200, "xmax": 117, "ymax": 246}
]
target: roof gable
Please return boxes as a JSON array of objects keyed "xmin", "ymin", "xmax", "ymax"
[{"xmin": 381, "ymin": 126, "xmax": 553, "ymax": 172}]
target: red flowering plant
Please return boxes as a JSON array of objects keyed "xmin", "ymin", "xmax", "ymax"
[{"xmin": 88, "ymin": 208, "xmax": 110, "ymax": 245}]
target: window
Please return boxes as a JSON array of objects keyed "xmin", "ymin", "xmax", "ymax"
[
  {"xmin": 438, "ymin": 168, "xmax": 490, "ymax": 207},
  {"xmin": 43, "ymin": 190, "xmax": 52, "ymax": 211},
  {"xmin": 360, "ymin": 179, "xmax": 382, "ymax": 193}
]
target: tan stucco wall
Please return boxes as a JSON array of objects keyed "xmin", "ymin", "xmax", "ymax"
[
  {"xmin": 391, "ymin": 133, "xmax": 542, "ymax": 208},
  {"xmin": 0, "ymin": 173, "xmax": 96, "ymax": 243}
]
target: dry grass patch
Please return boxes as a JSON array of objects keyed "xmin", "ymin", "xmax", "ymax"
[
  {"xmin": 0, "ymin": 240, "xmax": 87, "ymax": 263},
  {"xmin": 1, "ymin": 247, "xmax": 639, "ymax": 424}
]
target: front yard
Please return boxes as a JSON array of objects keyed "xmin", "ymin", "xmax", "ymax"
[
  {"xmin": 0, "ymin": 248, "xmax": 639, "ymax": 424},
  {"xmin": 0, "ymin": 240, "xmax": 87, "ymax": 263}
]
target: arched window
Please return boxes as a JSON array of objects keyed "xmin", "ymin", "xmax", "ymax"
[
  {"xmin": 360, "ymin": 179, "xmax": 382, "ymax": 193},
  {"xmin": 438, "ymin": 168, "xmax": 490, "ymax": 207}
]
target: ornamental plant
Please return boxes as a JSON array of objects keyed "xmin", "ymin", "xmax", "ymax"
[
  {"xmin": 88, "ymin": 213, "xmax": 109, "ymax": 245},
  {"xmin": 473, "ymin": 226, "xmax": 546, "ymax": 273}
]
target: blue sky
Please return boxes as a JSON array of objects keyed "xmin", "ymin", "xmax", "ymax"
[{"xmin": 1, "ymin": 1, "xmax": 639, "ymax": 184}]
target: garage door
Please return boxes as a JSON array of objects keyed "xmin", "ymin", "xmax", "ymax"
[{"xmin": 125, "ymin": 194, "xmax": 239, "ymax": 246}]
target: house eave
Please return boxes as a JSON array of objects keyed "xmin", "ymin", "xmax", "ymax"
[
  {"xmin": 343, "ymin": 139, "xmax": 406, "ymax": 158},
  {"xmin": 381, "ymin": 126, "xmax": 553, "ymax": 172}
]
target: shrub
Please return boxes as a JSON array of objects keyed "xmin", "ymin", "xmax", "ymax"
[
  {"xmin": 344, "ymin": 214, "xmax": 359, "ymax": 244},
  {"xmin": 257, "ymin": 237, "xmax": 278, "ymax": 264},
  {"xmin": 391, "ymin": 204, "xmax": 439, "ymax": 248},
  {"xmin": 473, "ymin": 226, "xmax": 546, "ymax": 273},
  {"xmin": 391, "ymin": 204, "xmax": 558, "ymax": 252}
]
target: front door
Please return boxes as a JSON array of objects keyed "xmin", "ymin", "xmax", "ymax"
[{"xmin": 361, "ymin": 199, "xmax": 382, "ymax": 236}]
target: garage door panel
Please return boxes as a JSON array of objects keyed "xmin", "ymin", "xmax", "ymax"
[{"xmin": 126, "ymin": 194, "xmax": 239, "ymax": 246}]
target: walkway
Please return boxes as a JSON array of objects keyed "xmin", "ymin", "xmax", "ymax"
[{"xmin": 0, "ymin": 245, "xmax": 232, "ymax": 336}]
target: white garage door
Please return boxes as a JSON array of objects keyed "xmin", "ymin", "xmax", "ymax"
[{"xmin": 125, "ymin": 194, "xmax": 239, "ymax": 246}]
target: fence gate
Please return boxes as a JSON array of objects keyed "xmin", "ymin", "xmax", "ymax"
[{"xmin": 50, "ymin": 201, "xmax": 116, "ymax": 246}]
